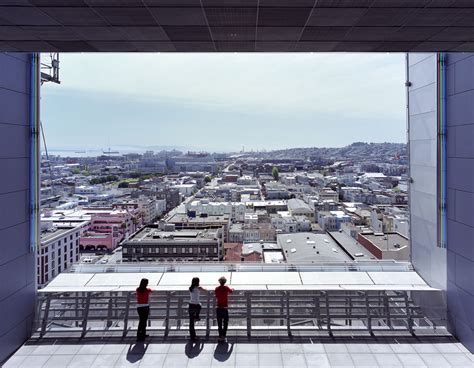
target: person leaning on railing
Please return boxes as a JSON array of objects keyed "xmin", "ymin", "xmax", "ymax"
[
  {"xmin": 136, "ymin": 278, "xmax": 152, "ymax": 341},
  {"xmin": 188, "ymin": 277, "xmax": 207, "ymax": 341},
  {"xmin": 215, "ymin": 276, "xmax": 234, "ymax": 343}
]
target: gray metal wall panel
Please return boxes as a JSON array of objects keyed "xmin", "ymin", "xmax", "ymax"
[
  {"xmin": 0, "ymin": 52, "xmax": 35, "ymax": 363},
  {"xmin": 446, "ymin": 52, "xmax": 474, "ymax": 353},
  {"xmin": 408, "ymin": 53, "xmax": 447, "ymax": 291}
]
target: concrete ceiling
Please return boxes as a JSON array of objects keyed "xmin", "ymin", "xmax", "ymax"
[{"xmin": 1, "ymin": 0, "xmax": 474, "ymax": 52}]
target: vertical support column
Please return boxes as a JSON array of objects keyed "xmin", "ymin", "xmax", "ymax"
[
  {"xmin": 286, "ymin": 292, "xmax": 292, "ymax": 337},
  {"xmin": 404, "ymin": 292, "xmax": 414, "ymax": 335},
  {"xmin": 107, "ymin": 294, "xmax": 113, "ymax": 329},
  {"xmin": 164, "ymin": 292, "xmax": 171, "ymax": 336},
  {"xmin": 384, "ymin": 292, "xmax": 392, "ymax": 328},
  {"xmin": 325, "ymin": 292, "xmax": 332, "ymax": 337},
  {"xmin": 365, "ymin": 292, "xmax": 373, "ymax": 336},
  {"xmin": 123, "ymin": 292, "xmax": 131, "ymax": 337},
  {"xmin": 246, "ymin": 292, "xmax": 251, "ymax": 337},
  {"xmin": 81, "ymin": 294, "xmax": 92, "ymax": 338},
  {"xmin": 40, "ymin": 295, "xmax": 51, "ymax": 337},
  {"xmin": 206, "ymin": 291, "xmax": 210, "ymax": 337},
  {"xmin": 177, "ymin": 296, "xmax": 183, "ymax": 330},
  {"xmin": 29, "ymin": 53, "xmax": 40, "ymax": 254}
]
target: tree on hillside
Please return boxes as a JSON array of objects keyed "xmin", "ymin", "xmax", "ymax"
[{"xmin": 272, "ymin": 166, "xmax": 279, "ymax": 181}]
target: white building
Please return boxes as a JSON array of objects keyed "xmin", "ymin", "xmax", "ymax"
[
  {"xmin": 287, "ymin": 198, "xmax": 314, "ymax": 221},
  {"xmin": 173, "ymin": 183, "xmax": 196, "ymax": 196},
  {"xmin": 137, "ymin": 197, "xmax": 160, "ymax": 224},
  {"xmin": 271, "ymin": 213, "xmax": 311, "ymax": 233},
  {"xmin": 186, "ymin": 200, "xmax": 246, "ymax": 222},
  {"xmin": 317, "ymin": 211, "xmax": 351, "ymax": 232},
  {"xmin": 38, "ymin": 220, "xmax": 89, "ymax": 288},
  {"xmin": 74, "ymin": 185, "xmax": 101, "ymax": 195}
]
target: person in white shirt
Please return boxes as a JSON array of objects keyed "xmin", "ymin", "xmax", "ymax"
[{"xmin": 189, "ymin": 277, "xmax": 206, "ymax": 341}]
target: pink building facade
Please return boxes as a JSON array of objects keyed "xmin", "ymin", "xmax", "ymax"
[{"xmin": 79, "ymin": 207, "xmax": 142, "ymax": 251}]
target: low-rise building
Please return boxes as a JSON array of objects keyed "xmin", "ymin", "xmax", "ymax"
[
  {"xmin": 271, "ymin": 213, "xmax": 311, "ymax": 233},
  {"xmin": 228, "ymin": 223, "xmax": 277, "ymax": 243},
  {"xmin": 287, "ymin": 198, "xmax": 314, "ymax": 221},
  {"xmin": 357, "ymin": 232, "xmax": 409, "ymax": 261},
  {"xmin": 186, "ymin": 200, "xmax": 246, "ymax": 222},
  {"xmin": 39, "ymin": 220, "xmax": 88, "ymax": 287},
  {"xmin": 317, "ymin": 210, "xmax": 351, "ymax": 231},
  {"xmin": 122, "ymin": 226, "xmax": 222, "ymax": 262},
  {"xmin": 224, "ymin": 242, "xmax": 283, "ymax": 263}
]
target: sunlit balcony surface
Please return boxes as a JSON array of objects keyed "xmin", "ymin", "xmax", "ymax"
[{"xmin": 5, "ymin": 335, "xmax": 474, "ymax": 368}]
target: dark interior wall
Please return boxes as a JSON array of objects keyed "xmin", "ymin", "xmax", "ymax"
[
  {"xmin": 446, "ymin": 53, "xmax": 474, "ymax": 353},
  {"xmin": 0, "ymin": 53, "xmax": 36, "ymax": 362}
]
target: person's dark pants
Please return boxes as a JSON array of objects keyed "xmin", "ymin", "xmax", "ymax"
[
  {"xmin": 189, "ymin": 303, "xmax": 202, "ymax": 339},
  {"xmin": 216, "ymin": 308, "xmax": 229, "ymax": 338},
  {"xmin": 137, "ymin": 306, "xmax": 149, "ymax": 340}
]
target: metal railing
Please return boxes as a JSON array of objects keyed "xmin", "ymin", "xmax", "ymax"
[{"xmin": 35, "ymin": 289, "xmax": 441, "ymax": 338}]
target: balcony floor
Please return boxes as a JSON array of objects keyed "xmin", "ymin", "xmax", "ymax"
[{"xmin": 4, "ymin": 334, "xmax": 474, "ymax": 368}]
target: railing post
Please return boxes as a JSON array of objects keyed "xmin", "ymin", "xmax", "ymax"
[
  {"xmin": 75, "ymin": 292, "xmax": 79, "ymax": 327},
  {"xmin": 81, "ymin": 294, "xmax": 92, "ymax": 338},
  {"xmin": 325, "ymin": 292, "xmax": 332, "ymax": 337},
  {"xmin": 40, "ymin": 294, "xmax": 51, "ymax": 337},
  {"xmin": 246, "ymin": 292, "xmax": 251, "ymax": 337},
  {"xmin": 177, "ymin": 296, "xmax": 183, "ymax": 330},
  {"xmin": 206, "ymin": 291, "xmax": 211, "ymax": 338},
  {"xmin": 286, "ymin": 292, "xmax": 292, "ymax": 337},
  {"xmin": 404, "ymin": 292, "xmax": 414, "ymax": 335},
  {"xmin": 280, "ymin": 293, "xmax": 285, "ymax": 326},
  {"xmin": 164, "ymin": 291, "xmax": 171, "ymax": 337},
  {"xmin": 365, "ymin": 291, "xmax": 373, "ymax": 336},
  {"xmin": 315, "ymin": 292, "xmax": 321, "ymax": 330},
  {"xmin": 122, "ymin": 292, "xmax": 131, "ymax": 337},
  {"xmin": 107, "ymin": 294, "xmax": 113, "ymax": 329},
  {"xmin": 384, "ymin": 292, "xmax": 392, "ymax": 328}
]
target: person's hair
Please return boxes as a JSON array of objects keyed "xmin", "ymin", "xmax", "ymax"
[
  {"xmin": 218, "ymin": 276, "xmax": 227, "ymax": 286},
  {"xmin": 137, "ymin": 278, "xmax": 149, "ymax": 293},
  {"xmin": 189, "ymin": 277, "xmax": 200, "ymax": 292}
]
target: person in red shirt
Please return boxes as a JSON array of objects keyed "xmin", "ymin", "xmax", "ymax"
[
  {"xmin": 214, "ymin": 276, "xmax": 233, "ymax": 342},
  {"xmin": 136, "ymin": 278, "xmax": 152, "ymax": 341}
]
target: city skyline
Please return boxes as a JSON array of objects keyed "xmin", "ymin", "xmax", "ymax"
[{"xmin": 42, "ymin": 53, "xmax": 406, "ymax": 152}]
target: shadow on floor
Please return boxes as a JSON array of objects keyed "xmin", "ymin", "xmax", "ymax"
[
  {"xmin": 214, "ymin": 342, "xmax": 234, "ymax": 362},
  {"xmin": 185, "ymin": 341, "xmax": 204, "ymax": 358},
  {"xmin": 126, "ymin": 341, "xmax": 148, "ymax": 363}
]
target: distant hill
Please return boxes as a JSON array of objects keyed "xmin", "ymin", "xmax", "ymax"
[{"xmin": 262, "ymin": 142, "xmax": 407, "ymax": 160}]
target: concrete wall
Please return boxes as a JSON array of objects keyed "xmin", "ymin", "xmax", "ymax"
[
  {"xmin": 445, "ymin": 53, "xmax": 474, "ymax": 352},
  {"xmin": 408, "ymin": 53, "xmax": 447, "ymax": 291},
  {"xmin": 0, "ymin": 53, "xmax": 36, "ymax": 362}
]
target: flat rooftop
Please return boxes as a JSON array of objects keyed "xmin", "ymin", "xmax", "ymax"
[
  {"xmin": 41, "ymin": 227, "xmax": 75, "ymax": 243},
  {"xmin": 361, "ymin": 233, "xmax": 409, "ymax": 251},
  {"xmin": 167, "ymin": 213, "xmax": 230, "ymax": 224},
  {"xmin": 329, "ymin": 231, "xmax": 375, "ymax": 260},
  {"xmin": 125, "ymin": 227, "xmax": 219, "ymax": 244},
  {"xmin": 277, "ymin": 233, "xmax": 352, "ymax": 263}
]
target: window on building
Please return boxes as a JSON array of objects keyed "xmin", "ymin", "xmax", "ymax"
[{"xmin": 173, "ymin": 248, "xmax": 177, "ymax": 254}]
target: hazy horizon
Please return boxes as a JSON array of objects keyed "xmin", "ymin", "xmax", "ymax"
[{"xmin": 41, "ymin": 53, "xmax": 406, "ymax": 152}]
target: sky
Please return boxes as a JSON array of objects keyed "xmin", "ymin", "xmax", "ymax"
[{"xmin": 41, "ymin": 53, "xmax": 406, "ymax": 153}]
